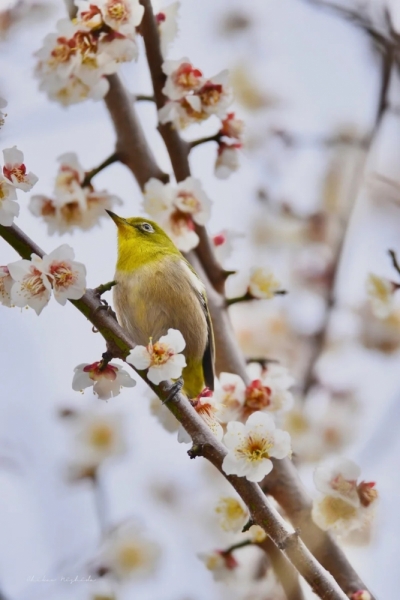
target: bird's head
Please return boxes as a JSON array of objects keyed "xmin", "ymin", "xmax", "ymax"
[{"xmin": 107, "ymin": 211, "xmax": 180, "ymax": 271}]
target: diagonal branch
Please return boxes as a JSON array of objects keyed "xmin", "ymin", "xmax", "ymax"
[
  {"xmin": 95, "ymin": 4, "xmax": 377, "ymax": 598},
  {"xmin": 0, "ymin": 222, "xmax": 349, "ymax": 600}
]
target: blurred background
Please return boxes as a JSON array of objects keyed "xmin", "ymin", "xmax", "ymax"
[{"xmin": 0, "ymin": 0, "xmax": 400, "ymax": 597}]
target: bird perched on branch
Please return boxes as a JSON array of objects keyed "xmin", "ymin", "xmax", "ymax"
[{"xmin": 107, "ymin": 212, "xmax": 215, "ymax": 398}]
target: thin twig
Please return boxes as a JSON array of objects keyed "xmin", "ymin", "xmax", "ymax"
[
  {"xmin": 189, "ymin": 133, "xmax": 221, "ymax": 150},
  {"xmin": 0, "ymin": 222, "xmax": 350, "ymax": 600},
  {"xmin": 134, "ymin": 94, "xmax": 156, "ymax": 102},
  {"xmin": 388, "ymin": 249, "xmax": 400, "ymax": 277},
  {"xmin": 82, "ymin": 153, "xmax": 119, "ymax": 188}
]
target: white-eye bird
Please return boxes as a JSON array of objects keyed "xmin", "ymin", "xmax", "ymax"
[{"xmin": 107, "ymin": 212, "xmax": 215, "ymax": 398}]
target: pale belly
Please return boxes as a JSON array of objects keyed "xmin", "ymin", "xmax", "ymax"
[{"xmin": 113, "ymin": 260, "xmax": 208, "ymax": 361}]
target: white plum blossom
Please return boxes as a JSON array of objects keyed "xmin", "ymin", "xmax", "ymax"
[
  {"xmin": 155, "ymin": 2, "xmax": 180, "ymax": 57},
  {"xmin": 366, "ymin": 273, "xmax": 395, "ymax": 319},
  {"xmin": 246, "ymin": 362, "xmax": 294, "ymax": 413},
  {"xmin": 162, "ymin": 58, "xmax": 204, "ymax": 100},
  {"xmin": 222, "ymin": 411, "xmax": 291, "ymax": 482},
  {"xmin": 197, "ymin": 550, "xmax": 238, "ymax": 582},
  {"xmin": 215, "ymin": 143, "xmax": 241, "ymax": 179},
  {"xmin": 350, "ymin": 592, "xmax": 372, "ymax": 600},
  {"xmin": 92, "ymin": 520, "xmax": 161, "ymax": 581},
  {"xmin": 312, "ymin": 457, "xmax": 378, "ymax": 536},
  {"xmin": 248, "ymin": 267, "xmax": 282, "ymax": 299},
  {"xmin": 127, "ymin": 328, "xmax": 186, "ymax": 385},
  {"xmin": 143, "ymin": 177, "xmax": 212, "ymax": 251},
  {"xmin": 72, "ymin": 361, "xmax": 136, "ymax": 399},
  {"xmin": 215, "ymin": 497, "xmax": 249, "ymax": 533},
  {"xmin": 8, "ymin": 254, "xmax": 52, "ymax": 315},
  {"xmin": 0, "ymin": 177, "xmax": 19, "ymax": 226},
  {"xmin": 0, "ymin": 266, "xmax": 13, "ymax": 307},
  {"xmin": 78, "ymin": 0, "xmax": 144, "ymax": 36},
  {"xmin": 30, "ymin": 152, "xmax": 122, "ymax": 234},
  {"xmin": 2, "ymin": 146, "xmax": 38, "ymax": 192},
  {"xmin": 40, "ymin": 244, "xmax": 86, "ymax": 305},
  {"xmin": 67, "ymin": 410, "xmax": 127, "ymax": 478},
  {"xmin": 214, "ymin": 372, "xmax": 246, "ymax": 423}
]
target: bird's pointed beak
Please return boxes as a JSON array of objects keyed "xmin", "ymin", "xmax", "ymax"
[{"xmin": 106, "ymin": 210, "xmax": 126, "ymax": 228}]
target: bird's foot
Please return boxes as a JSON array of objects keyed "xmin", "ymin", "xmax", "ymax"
[
  {"xmin": 163, "ymin": 378, "xmax": 184, "ymax": 405},
  {"xmin": 94, "ymin": 298, "xmax": 118, "ymax": 320}
]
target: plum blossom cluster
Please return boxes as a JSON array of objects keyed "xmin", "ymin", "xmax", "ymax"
[
  {"xmin": 177, "ymin": 388, "xmax": 223, "ymax": 443},
  {"xmin": 0, "ymin": 146, "xmax": 38, "ymax": 226},
  {"xmin": 312, "ymin": 457, "xmax": 378, "ymax": 537},
  {"xmin": 30, "ymin": 153, "xmax": 122, "ymax": 234},
  {"xmin": 159, "ymin": 57, "xmax": 232, "ymax": 129},
  {"xmin": 143, "ymin": 176, "xmax": 211, "ymax": 251},
  {"xmin": 215, "ymin": 363, "xmax": 294, "ymax": 425},
  {"xmin": 1, "ymin": 244, "xmax": 86, "ymax": 315},
  {"xmin": 73, "ymin": 360, "xmax": 136, "ymax": 400},
  {"xmin": 35, "ymin": 0, "xmax": 145, "ymax": 105}
]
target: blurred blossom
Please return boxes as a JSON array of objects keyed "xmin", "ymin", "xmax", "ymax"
[
  {"xmin": 66, "ymin": 410, "xmax": 127, "ymax": 478},
  {"xmin": 212, "ymin": 229, "xmax": 244, "ymax": 264},
  {"xmin": 230, "ymin": 64, "xmax": 278, "ymax": 111},
  {"xmin": 358, "ymin": 304, "xmax": 400, "ymax": 353},
  {"xmin": 284, "ymin": 389, "xmax": 358, "ymax": 462},
  {"xmin": 72, "ymin": 361, "xmax": 136, "ymax": 400},
  {"xmin": 366, "ymin": 273, "xmax": 396, "ymax": 319},
  {"xmin": 149, "ymin": 395, "xmax": 180, "ymax": 433},
  {"xmin": 143, "ymin": 177, "xmax": 212, "ymax": 251},
  {"xmin": 197, "ymin": 550, "xmax": 238, "ymax": 582},
  {"xmin": 248, "ymin": 267, "xmax": 282, "ymax": 299},
  {"xmin": 30, "ymin": 152, "xmax": 122, "ymax": 234},
  {"xmin": 215, "ymin": 143, "xmax": 241, "ymax": 179},
  {"xmin": 312, "ymin": 457, "xmax": 378, "ymax": 537},
  {"xmin": 248, "ymin": 524, "xmax": 267, "ymax": 543},
  {"xmin": 127, "ymin": 328, "xmax": 186, "ymax": 385},
  {"xmin": 215, "ymin": 496, "xmax": 249, "ymax": 533},
  {"xmin": 222, "ymin": 411, "xmax": 291, "ymax": 482},
  {"xmin": 93, "ymin": 520, "xmax": 161, "ymax": 581},
  {"xmin": 0, "ymin": 97, "xmax": 6, "ymax": 128},
  {"xmin": 0, "ymin": 176, "xmax": 19, "ymax": 226}
]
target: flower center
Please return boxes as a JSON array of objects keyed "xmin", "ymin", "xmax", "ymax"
[
  {"xmin": 149, "ymin": 341, "xmax": 174, "ymax": 365},
  {"xmin": 90, "ymin": 424, "xmax": 114, "ymax": 449},
  {"xmin": 49, "ymin": 261, "xmax": 77, "ymax": 289},
  {"xmin": 175, "ymin": 191, "xmax": 200, "ymax": 213},
  {"xmin": 40, "ymin": 198, "xmax": 57, "ymax": 217},
  {"xmin": 237, "ymin": 434, "xmax": 273, "ymax": 462},
  {"xmin": 198, "ymin": 82, "xmax": 223, "ymax": 107},
  {"xmin": 60, "ymin": 202, "xmax": 84, "ymax": 224},
  {"xmin": 244, "ymin": 380, "xmax": 271, "ymax": 414},
  {"xmin": 318, "ymin": 495, "xmax": 357, "ymax": 525},
  {"xmin": 3, "ymin": 164, "xmax": 27, "ymax": 183},
  {"xmin": 84, "ymin": 361, "xmax": 118, "ymax": 381},
  {"xmin": 170, "ymin": 210, "xmax": 195, "ymax": 233},
  {"xmin": 117, "ymin": 545, "xmax": 143, "ymax": 571},
  {"xmin": 21, "ymin": 268, "xmax": 47, "ymax": 297},
  {"xmin": 107, "ymin": 0, "xmax": 129, "ymax": 23},
  {"xmin": 174, "ymin": 63, "xmax": 202, "ymax": 90},
  {"xmin": 50, "ymin": 37, "xmax": 77, "ymax": 65}
]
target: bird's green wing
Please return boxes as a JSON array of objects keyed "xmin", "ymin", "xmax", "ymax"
[
  {"xmin": 183, "ymin": 259, "xmax": 215, "ymax": 390},
  {"xmin": 199, "ymin": 290, "xmax": 215, "ymax": 391}
]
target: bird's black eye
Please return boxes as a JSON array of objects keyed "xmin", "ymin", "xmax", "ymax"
[{"xmin": 140, "ymin": 222, "xmax": 154, "ymax": 233}]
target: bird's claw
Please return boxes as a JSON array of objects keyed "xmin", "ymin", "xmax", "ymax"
[
  {"xmin": 163, "ymin": 378, "xmax": 184, "ymax": 405},
  {"xmin": 94, "ymin": 298, "xmax": 118, "ymax": 320}
]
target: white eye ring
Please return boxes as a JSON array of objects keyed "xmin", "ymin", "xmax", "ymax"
[{"xmin": 141, "ymin": 222, "xmax": 154, "ymax": 233}]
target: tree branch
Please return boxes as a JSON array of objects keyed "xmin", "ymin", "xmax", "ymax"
[
  {"xmin": 0, "ymin": 222, "xmax": 349, "ymax": 600},
  {"xmin": 96, "ymin": 4, "xmax": 376, "ymax": 598},
  {"xmin": 82, "ymin": 153, "xmax": 120, "ymax": 188}
]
